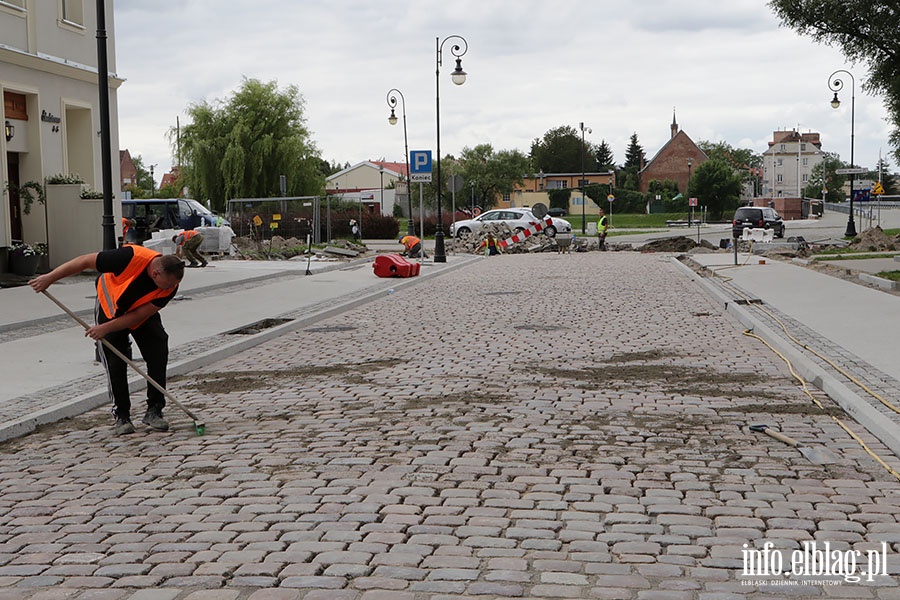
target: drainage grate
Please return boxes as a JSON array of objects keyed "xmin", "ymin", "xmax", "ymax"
[
  {"xmin": 735, "ymin": 299, "xmax": 764, "ymax": 305},
  {"xmin": 226, "ymin": 318, "xmax": 293, "ymax": 335},
  {"xmin": 304, "ymin": 325, "xmax": 357, "ymax": 333}
]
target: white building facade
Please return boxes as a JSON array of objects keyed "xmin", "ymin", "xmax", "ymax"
[
  {"xmin": 762, "ymin": 129, "xmax": 824, "ymax": 198},
  {"xmin": 1, "ymin": 0, "xmax": 122, "ymax": 264}
]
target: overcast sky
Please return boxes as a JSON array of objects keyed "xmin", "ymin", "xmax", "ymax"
[{"xmin": 113, "ymin": 0, "xmax": 892, "ymax": 186}]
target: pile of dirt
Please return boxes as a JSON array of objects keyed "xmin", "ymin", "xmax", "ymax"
[
  {"xmin": 639, "ymin": 236, "xmax": 718, "ymax": 253},
  {"xmin": 847, "ymin": 226, "xmax": 899, "ymax": 252}
]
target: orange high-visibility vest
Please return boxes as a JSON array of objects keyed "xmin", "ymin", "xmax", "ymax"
[
  {"xmin": 400, "ymin": 235, "xmax": 420, "ymax": 250},
  {"xmin": 96, "ymin": 246, "xmax": 174, "ymax": 325},
  {"xmin": 177, "ymin": 230, "xmax": 200, "ymax": 244}
]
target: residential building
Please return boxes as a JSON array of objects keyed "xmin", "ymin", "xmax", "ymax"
[
  {"xmin": 762, "ymin": 129, "xmax": 823, "ymax": 198},
  {"xmin": 1, "ymin": 0, "xmax": 123, "ymax": 268},
  {"xmin": 326, "ymin": 160, "xmax": 407, "ymax": 216},
  {"xmin": 120, "ymin": 149, "xmax": 137, "ymax": 190},
  {"xmin": 160, "ymin": 167, "xmax": 177, "ymax": 190},
  {"xmin": 508, "ymin": 171, "xmax": 614, "ymax": 215},
  {"xmin": 639, "ymin": 112, "xmax": 707, "ymax": 195}
]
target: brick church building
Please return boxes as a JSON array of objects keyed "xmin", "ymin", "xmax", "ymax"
[{"xmin": 639, "ymin": 112, "xmax": 708, "ymax": 195}]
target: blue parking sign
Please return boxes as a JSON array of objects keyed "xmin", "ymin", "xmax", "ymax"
[{"xmin": 410, "ymin": 150, "xmax": 432, "ymax": 182}]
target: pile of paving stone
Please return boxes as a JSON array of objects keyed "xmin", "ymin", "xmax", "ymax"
[{"xmin": 446, "ymin": 222, "xmax": 564, "ymax": 254}]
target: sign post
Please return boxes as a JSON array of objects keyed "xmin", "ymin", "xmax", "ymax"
[
  {"xmin": 410, "ymin": 151, "xmax": 432, "ymax": 243},
  {"xmin": 607, "ymin": 194, "xmax": 615, "ymax": 227}
]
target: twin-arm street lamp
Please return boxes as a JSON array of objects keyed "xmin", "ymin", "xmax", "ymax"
[
  {"xmin": 828, "ymin": 69, "xmax": 857, "ymax": 237},
  {"xmin": 387, "ymin": 88, "xmax": 415, "ymax": 236},
  {"xmin": 434, "ymin": 35, "xmax": 468, "ymax": 263}
]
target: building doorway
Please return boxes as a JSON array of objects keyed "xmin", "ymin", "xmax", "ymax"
[{"xmin": 6, "ymin": 152, "xmax": 22, "ymax": 241}]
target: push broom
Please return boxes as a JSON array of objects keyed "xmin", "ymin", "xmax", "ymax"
[{"xmin": 41, "ymin": 290, "xmax": 206, "ymax": 435}]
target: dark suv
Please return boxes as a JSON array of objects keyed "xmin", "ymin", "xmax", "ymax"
[{"xmin": 732, "ymin": 206, "xmax": 785, "ymax": 238}]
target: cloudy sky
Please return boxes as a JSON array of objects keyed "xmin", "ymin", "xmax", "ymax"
[{"xmin": 113, "ymin": 0, "xmax": 892, "ymax": 186}]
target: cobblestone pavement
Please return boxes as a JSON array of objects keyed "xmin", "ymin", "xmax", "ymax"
[{"xmin": 2, "ymin": 252, "xmax": 900, "ymax": 599}]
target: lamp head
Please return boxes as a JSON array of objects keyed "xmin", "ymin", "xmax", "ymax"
[
  {"xmin": 830, "ymin": 92, "xmax": 841, "ymax": 109},
  {"xmin": 451, "ymin": 58, "xmax": 467, "ymax": 85},
  {"xmin": 4, "ymin": 120, "xmax": 13, "ymax": 142},
  {"xmin": 388, "ymin": 108, "xmax": 398, "ymax": 125}
]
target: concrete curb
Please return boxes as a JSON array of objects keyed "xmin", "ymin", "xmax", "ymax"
[
  {"xmin": 859, "ymin": 273, "xmax": 899, "ymax": 290},
  {"xmin": 673, "ymin": 257, "xmax": 900, "ymax": 459},
  {"xmin": 0, "ymin": 255, "xmax": 479, "ymax": 443}
]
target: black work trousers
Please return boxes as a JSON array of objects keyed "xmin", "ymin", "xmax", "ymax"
[{"xmin": 96, "ymin": 307, "xmax": 169, "ymax": 420}]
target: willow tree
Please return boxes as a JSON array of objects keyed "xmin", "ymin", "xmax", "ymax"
[{"xmin": 174, "ymin": 78, "xmax": 322, "ymax": 212}]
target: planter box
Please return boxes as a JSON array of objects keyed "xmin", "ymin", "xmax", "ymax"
[{"xmin": 10, "ymin": 253, "xmax": 39, "ymax": 276}]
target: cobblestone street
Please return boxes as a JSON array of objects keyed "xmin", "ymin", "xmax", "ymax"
[{"xmin": 2, "ymin": 252, "xmax": 900, "ymax": 599}]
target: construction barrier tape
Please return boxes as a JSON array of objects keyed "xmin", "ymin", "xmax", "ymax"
[{"xmin": 498, "ymin": 216, "xmax": 554, "ymax": 249}]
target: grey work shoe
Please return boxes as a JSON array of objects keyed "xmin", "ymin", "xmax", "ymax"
[
  {"xmin": 142, "ymin": 409, "xmax": 169, "ymax": 431},
  {"xmin": 113, "ymin": 418, "xmax": 136, "ymax": 436}
]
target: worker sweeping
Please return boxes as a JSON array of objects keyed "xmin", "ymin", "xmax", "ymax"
[
  {"xmin": 172, "ymin": 230, "xmax": 207, "ymax": 267},
  {"xmin": 28, "ymin": 247, "xmax": 185, "ymax": 435},
  {"xmin": 398, "ymin": 235, "xmax": 427, "ymax": 258}
]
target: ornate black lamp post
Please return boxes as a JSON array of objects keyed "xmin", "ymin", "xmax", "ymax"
[
  {"xmin": 387, "ymin": 89, "xmax": 415, "ymax": 236},
  {"xmin": 828, "ymin": 69, "xmax": 857, "ymax": 237},
  {"xmin": 434, "ymin": 35, "xmax": 468, "ymax": 263},
  {"xmin": 580, "ymin": 122, "xmax": 591, "ymax": 234}
]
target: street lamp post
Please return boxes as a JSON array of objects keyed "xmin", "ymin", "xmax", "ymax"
[
  {"xmin": 435, "ymin": 35, "xmax": 468, "ymax": 263},
  {"xmin": 828, "ymin": 69, "xmax": 857, "ymax": 237},
  {"xmin": 687, "ymin": 158, "xmax": 693, "ymax": 226},
  {"xmin": 579, "ymin": 122, "xmax": 591, "ymax": 234},
  {"xmin": 387, "ymin": 88, "xmax": 415, "ymax": 236},
  {"xmin": 149, "ymin": 164, "xmax": 156, "ymax": 197}
]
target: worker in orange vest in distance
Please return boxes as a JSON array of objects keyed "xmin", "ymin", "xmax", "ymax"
[
  {"xmin": 120, "ymin": 217, "xmax": 137, "ymax": 247},
  {"xmin": 398, "ymin": 235, "xmax": 427, "ymax": 258},
  {"xmin": 172, "ymin": 230, "xmax": 207, "ymax": 267}
]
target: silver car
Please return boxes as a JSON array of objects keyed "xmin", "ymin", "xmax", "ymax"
[{"xmin": 449, "ymin": 208, "xmax": 571, "ymax": 238}]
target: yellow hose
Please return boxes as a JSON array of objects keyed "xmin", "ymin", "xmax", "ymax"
[{"xmin": 706, "ymin": 257, "xmax": 900, "ymax": 482}]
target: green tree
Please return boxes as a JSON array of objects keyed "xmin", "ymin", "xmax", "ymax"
[
  {"xmin": 594, "ymin": 140, "xmax": 616, "ymax": 170},
  {"xmin": 458, "ymin": 144, "xmax": 531, "ymax": 210},
  {"xmin": 174, "ymin": 77, "xmax": 322, "ymax": 212},
  {"xmin": 804, "ymin": 152, "xmax": 846, "ymax": 202},
  {"xmin": 530, "ymin": 125, "xmax": 596, "ymax": 173},
  {"xmin": 871, "ymin": 156, "xmax": 899, "ymax": 194},
  {"xmin": 689, "ymin": 159, "xmax": 742, "ymax": 220},
  {"xmin": 620, "ymin": 133, "xmax": 646, "ymax": 190},
  {"xmin": 698, "ymin": 140, "xmax": 762, "ymax": 197},
  {"xmin": 123, "ymin": 154, "xmax": 153, "ymax": 199},
  {"xmin": 768, "ymin": 0, "xmax": 900, "ymax": 161},
  {"xmin": 698, "ymin": 141, "xmax": 760, "ymax": 171}
]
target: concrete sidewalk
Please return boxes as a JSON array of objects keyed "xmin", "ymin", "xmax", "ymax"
[
  {"xmin": 684, "ymin": 251, "xmax": 900, "ymax": 459},
  {"xmin": 0, "ymin": 253, "xmax": 477, "ymax": 442}
]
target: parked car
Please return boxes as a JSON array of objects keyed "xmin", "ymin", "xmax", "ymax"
[
  {"xmin": 547, "ymin": 207, "xmax": 568, "ymax": 217},
  {"xmin": 732, "ymin": 206, "xmax": 785, "ymax": 239},
  {"xmin": 449, "ymin": 208, "xmax": 572, "ymax": 238},
  {"xmin": 122, "ymin": 198, "xmax": 229, "ymax": 244}
]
